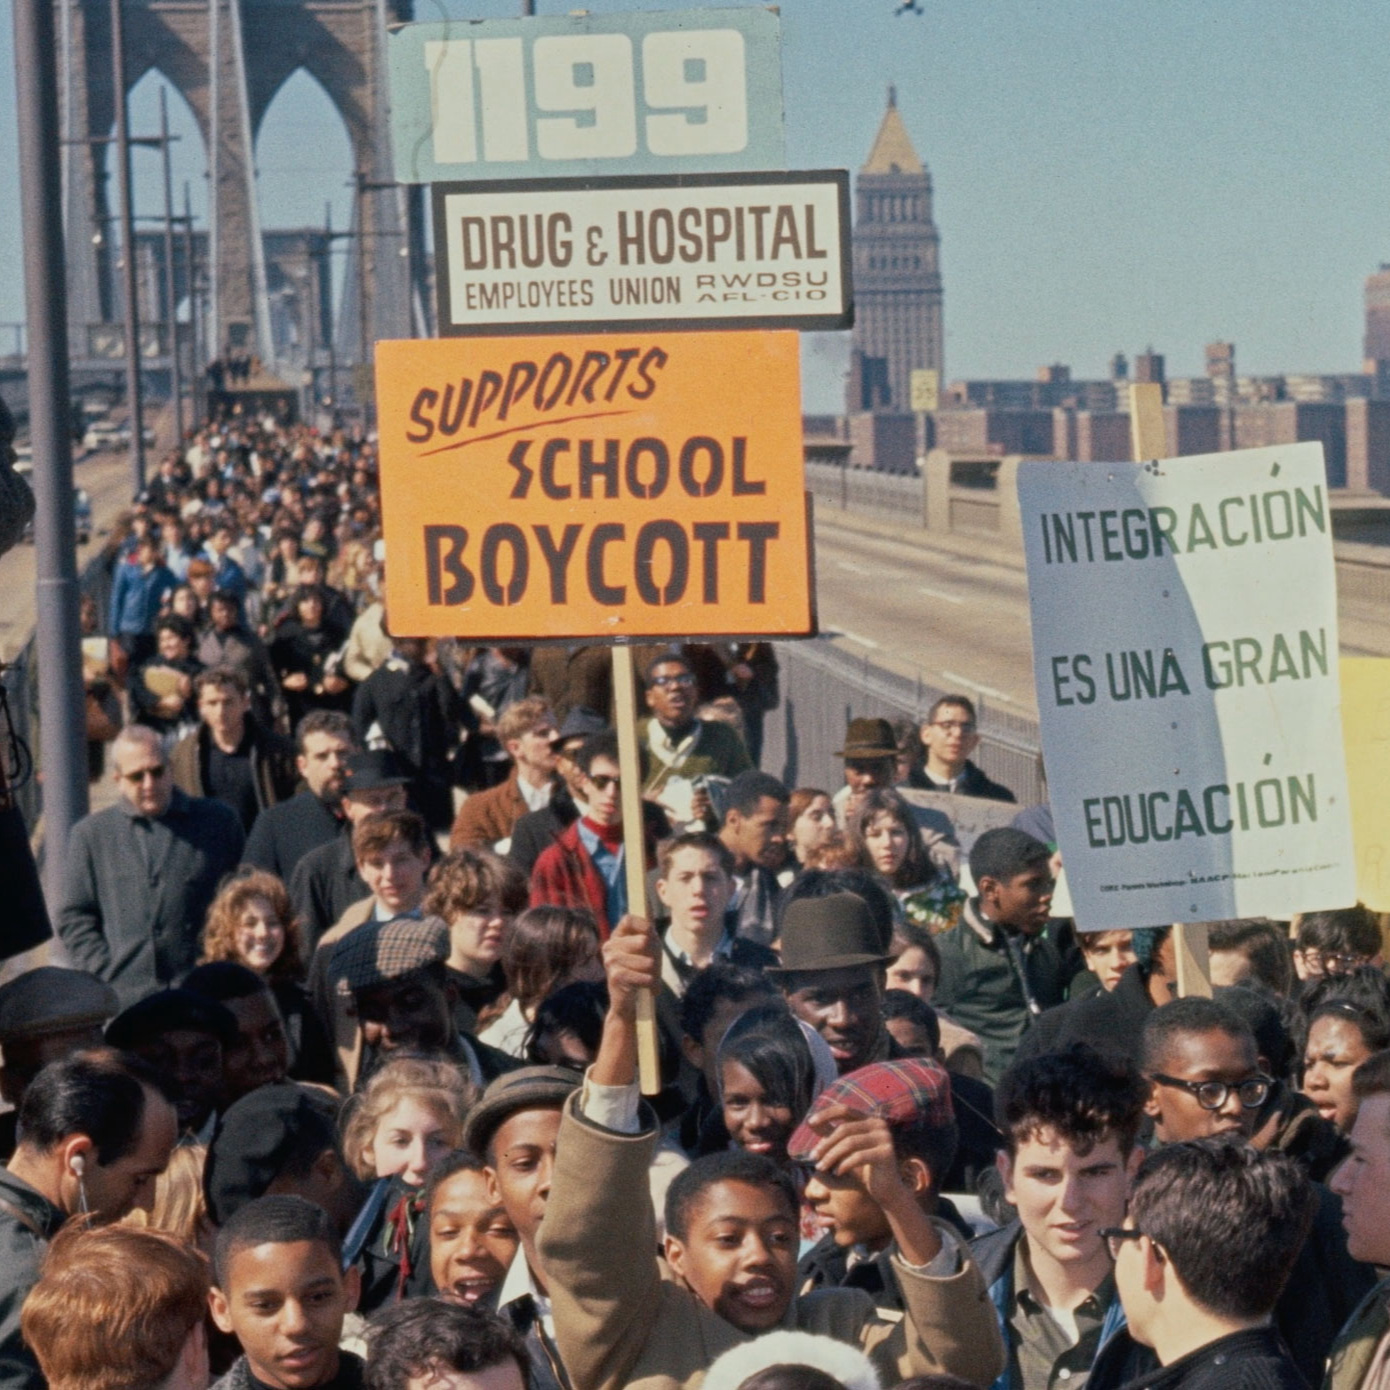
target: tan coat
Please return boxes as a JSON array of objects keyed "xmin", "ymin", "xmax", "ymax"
[
  {"xmin": 537, "ymin": 1098, "xmax": 1006, "ymax": 1390},
  {"xmin": 1324, "ymin": 1277, "xmax": 1390, "ymax": 1390}
]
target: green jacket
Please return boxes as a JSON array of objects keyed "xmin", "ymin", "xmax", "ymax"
[
  {"xmin": 1323, "ymin": 1276, "xmax": 1390, "ymax": 1390},
  {"xmin": 932, "ymin": 899, "xmax": 1068, "ymax": 1085}
]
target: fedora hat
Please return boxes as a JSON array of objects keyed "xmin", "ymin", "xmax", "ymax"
[
  {"xmin": 835, "ymin": 717, "xmax": 898, "ymax": 760},
  {"xmin": 769, "ymin": 893, "xmax": 895, "ymax": 973}
]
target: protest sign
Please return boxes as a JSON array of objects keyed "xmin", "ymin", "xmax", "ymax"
[
  {"xmin": 431, "ymin": 171, "xmax": 851, "ymax": 336},
  {"xmin": 374, "ymin": 329, "xmax": 814, "ymax": 641},
  {"xmin": 1018, "ymin": 442, "xmax": 1356, "ymax": 930},
  {"xmin": 897, "ymin": 787, "xmax": 1018, "ymax": 854},
  {"xmin": 389, "ymin": 7, "xmax": 784, "ymax": 184},
  {"xmin": 1339, "ymin": 657, "xmax": 1390, "ymax": 912}
]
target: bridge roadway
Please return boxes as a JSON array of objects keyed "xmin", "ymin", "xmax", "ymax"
[
  {"xmin": 810, "ymin": 510, "xmax": 1390, "ymax": 719},
  {"xmin": 7, "ymin": 446, "xmax": 1390, "ymax": 721}
]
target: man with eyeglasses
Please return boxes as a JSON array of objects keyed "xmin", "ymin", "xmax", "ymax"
[
  {"xmin": 638, "ymin": 653, "xmax": 752, "ymax": 831},
  {"xmin": 907, "ymin": 695, "xmax": 1016, "ymax": 804},
  {"xmin": 1107, "ymin": 997, "xmax": 1375, "ymax": 1388},
  {"xmin": 58, "ymin": 724, "xmax": 245, "ymax": 1007},
  {"xmin": 1094, "ymin": 1141, "xmax": 1314, "ymax": 1390}
]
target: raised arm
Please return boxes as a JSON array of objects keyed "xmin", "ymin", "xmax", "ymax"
[{"xmin": 537, "ymin": 914, "xmax": 669, "ymax": 1390}]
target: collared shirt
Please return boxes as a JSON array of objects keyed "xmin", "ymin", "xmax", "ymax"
[
  {"xmin": 518, "ymin": 777, "xmax": 554, "ymax": 814},
  {"xmin": 575, "ymin": 821, "xmax": 626, "ymax": 926},
  {"xmin": 659, "ymin": 926, "xmax": 734, "ymax": 995},
  {"xmin": 498, "ymin": 1252, "xmax": 557, "ymax": 1341},
  {"xmin": 1362, "ymin": 1295, "xmax": 1390, "ymax": 1390},
  {"xmin": 1008, "ymin": 1241, "xmax": 1112, "ymax": 1390}
]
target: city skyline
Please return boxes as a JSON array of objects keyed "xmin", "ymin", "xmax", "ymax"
[{"xmin": 0, "ymin": 0, "xmax": 1387, "ymax": 413}]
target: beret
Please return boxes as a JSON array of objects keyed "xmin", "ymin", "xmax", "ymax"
[
  {"xmin": 203, "ymin": 1083, "xmax": 339, "ymax": 1226},
  {"xmin": 0, "ymin": 968, "xmax": 118, "ymax": 1043},
  {"xmin": 105, "ymin": 988, "xmax": 238, "ymax": 1051}
]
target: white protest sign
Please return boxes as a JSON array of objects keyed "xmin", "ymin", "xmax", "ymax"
[
  {"xmin": 896, "ymin": 787, "xmax": 1019, "ymax": 854},
  {"xmin": 1018, "ymin": 443, "xmax": 1356, "ymax": 929}
]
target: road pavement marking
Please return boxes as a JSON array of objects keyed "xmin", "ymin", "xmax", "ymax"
[
  {"xmin": 917, "ymin": 584, "xmax": 965, "ymax": 605},
  {"xmin": 837, "ymin": 631, "xmax": 881, "ymax": 650},
  {"xmin": 940, "ymin": 670, "xmax": 1021, "ymax": 704},
  {"xmin": 836, "ymin": 560, "xmax": 871, "ymax": 575}
]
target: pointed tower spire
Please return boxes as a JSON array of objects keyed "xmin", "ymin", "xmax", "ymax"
[{"xmin": 861, "ymin": 92, "xmax": 923, "ymax": 175}]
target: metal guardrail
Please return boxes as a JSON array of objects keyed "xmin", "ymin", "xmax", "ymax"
[
  {"xmin": 764, "ymin": 637, "xmax": 1045, "ymax": 807},
  {"xmin": 2, "ymin": 548, "xmax": 115, "ymax": 836},
  {"xmin": 805, "ymin": 460, "xmax": 926, "ymax": 524}
]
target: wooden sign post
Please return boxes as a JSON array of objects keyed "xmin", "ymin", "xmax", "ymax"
[
  {"xmin": 374, "ymin": 329, "xmax": 816, "ymax": 1093},
  {"xmin": 1128, "ymin": 381, "xmax": 1212, "ymax": 999},
  {"xmin": 612, "ymin": 643, "xmax": 664, "ymax": 1092}
]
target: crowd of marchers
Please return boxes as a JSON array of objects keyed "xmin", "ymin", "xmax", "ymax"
[{"xmin": 1, "ymin": 397, "xmax": 1390, "ymax": 1390}]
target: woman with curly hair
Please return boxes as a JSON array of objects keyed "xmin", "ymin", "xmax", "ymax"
[
  {"xmin": 200, "ymin": 869, "xmax": 332, "ymax": 1081},
  {"xmin": 848, "ymin": 788, "xmax": 964, "ymax": 933},
  {"xmin": 341, "ymin": 1055, "xmax": 475, "ymax": 1188}
]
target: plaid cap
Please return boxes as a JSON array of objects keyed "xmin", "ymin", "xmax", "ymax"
[
  {"xmin": 330, "ymin": 915, "xmax": 449, "ymax": 994},
  {"xmin": 787, "ymin": 1057, "xmax": 954, "ymax": 1164}
]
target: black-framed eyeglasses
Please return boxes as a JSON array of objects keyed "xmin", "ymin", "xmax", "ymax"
[
  {"xmin": 587, "ymin": 774, "xmax": 621, "ymax": 791},
  {"xmin": 1098, "ymin": 1227, "xmax": 1146, "ymax": 1260},
  {"xmin": 649, "ymin": 673, "xmax": 694, "ymax": 689},
  {"xmin": 1150, "ymin": 1072, "xmax": 1272, "ymax": 1111}
]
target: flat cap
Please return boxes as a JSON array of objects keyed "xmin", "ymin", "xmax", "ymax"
[
  {"xmin": 462, "ymin": 1066, "xmax": 580, "ymax": 1159},
  {"xmin": 204, "ymin": 1083, "xmax": 339, "ymax": 1226},
  {"xmin": 105, "ymin": 988, "xmax": 238, "ymax": 1050},
  {"xmin": 787, "ymin": 1057, "xmax": 955, "ymax": 1164},
  {"xmin": 330, "ymin": 915, "xmax": 449, "ymax": 994},
  {"xmin": 0, "ymin": 968, "xmax": 119, "ymax": 1043}
]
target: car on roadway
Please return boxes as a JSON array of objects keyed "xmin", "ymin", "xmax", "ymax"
[{"xmin": 12, "ymin": 455, "xmax": 92, "ymax": 546}]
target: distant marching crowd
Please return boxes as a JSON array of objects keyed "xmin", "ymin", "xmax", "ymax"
[{"xmin": 0, "ymin": 397, "xmax": 1389, "ymax": 1390}]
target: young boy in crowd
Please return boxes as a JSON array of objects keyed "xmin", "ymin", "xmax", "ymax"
[
  {"xmin": 792, "ymin": 1055, "xmax": 969, "ymax": 1315},
  {"xmin": 932, "ymin": 829, "xmax": 1068, "ymax": 1084},
  {"xmin": 366, "ymin": 1300, "xmax": 531, "ymax": 1390},
  {"xmin": 531, "ymin": 912, "xmax": 1005, "ymax": 1390},
  {"xmin": 461, "ymin": 1066, "xmax": 582, "ymax": 1390},
  {"xmin": 970, "ymin": 1046, "xmax": 1147, "ymax": 1390},
  {"xmin": 210, "ymin": 1194, "xmax": 364, "ymax": 1390},
  {"xmin": 1100, "ymin": 1142, "xmax": 1314, "ymax": 1389}
]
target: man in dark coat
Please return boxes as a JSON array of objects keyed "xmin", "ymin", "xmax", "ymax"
[
  {"xmin": 352, "ymin": 637, "xmax": 465, "ymax": 833},
  {"xmin": 59, "ymin": 726, "xmax": 245, "ymax": 1008},
  {"xmin": 907, "ymin": 694, "xmax": 1016, "ymax": 803},
  {"xmin": 1098, "ymin": 1141, "xmax": 1314, "ymax": 1390},
  {"xmin": 169, "ymin": 667, "xmax": 297, "ymax": 833},
  {"xmin": 244, "ymin": 710, "xmax": 355, "ymax": 880}
]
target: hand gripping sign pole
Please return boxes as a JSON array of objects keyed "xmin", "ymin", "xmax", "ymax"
[
  {"xmin": 1129, "ymin": 381, "xmax": 1212, "ymax": 1000},
  {"xmin": 612, "ymin": 643, "xmax": 663, "ymax": 1094}
]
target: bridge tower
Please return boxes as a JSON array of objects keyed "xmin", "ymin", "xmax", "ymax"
[{"xmin": 56, "ymin": 0, "xmax": 422, "ymax": 371}]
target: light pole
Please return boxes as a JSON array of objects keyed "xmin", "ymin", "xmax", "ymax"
[
  {"xmin": 159, "ymin": 88, "xmax": 183, "ymax": 443},
  {"xmin": 12, "ymin": 0, "xmax": 88, "ymax": 900},
  {"xmin": 110, "ymin": 0, "xmax": 145, "ymax": 491}
]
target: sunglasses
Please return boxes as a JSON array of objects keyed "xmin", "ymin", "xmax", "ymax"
[{"xmin": 587, "ymin": 774, "xmax": 621, "ymax": 791}]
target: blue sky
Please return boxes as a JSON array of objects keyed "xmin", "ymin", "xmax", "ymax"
[{"xmin": 1, "ymin": 0, "xmax": 1387, "ymax": 410}]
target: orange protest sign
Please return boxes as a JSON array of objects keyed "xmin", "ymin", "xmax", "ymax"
[{"xmin": 375, "ymin": 329, "xmax": 814, "ymax": 640}]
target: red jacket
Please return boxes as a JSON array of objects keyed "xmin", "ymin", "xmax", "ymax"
[{"xmin": 529, "ymin": 820, "xmax": 614, "ymax": 936}]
